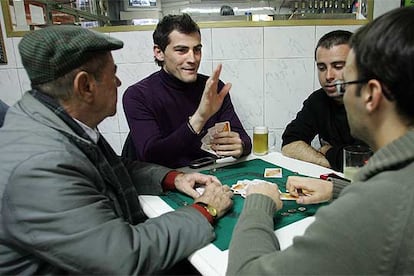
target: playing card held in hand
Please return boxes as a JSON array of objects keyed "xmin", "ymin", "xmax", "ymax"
[{"xmin": 200, "ymin": 121, "xmax": 231, "ymax": 156}]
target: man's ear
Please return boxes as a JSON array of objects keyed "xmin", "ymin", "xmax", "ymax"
[
  {"xmin": 365, "ymin": 79, "xmax": 382, "ymax": 113},
  {"xmin": 73, "ymin": 71, "xmax": 94, "ymax": 103},
  {"xmin": 153, "ymin": 45, "xmax": 164, "ymax": 62}
]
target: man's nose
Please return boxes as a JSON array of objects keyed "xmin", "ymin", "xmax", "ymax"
[
  {"xmin": 187, "ymin": 50, "xmax": 196, "ymax": 62},
  {"xmin": 326, "ymin": 67, "xmax": 335, "ymax": 81}
]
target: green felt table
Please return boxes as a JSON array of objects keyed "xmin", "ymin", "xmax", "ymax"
[{"xmin": 160, "ymin": 159, "xmax": 326, "ymax": 251}]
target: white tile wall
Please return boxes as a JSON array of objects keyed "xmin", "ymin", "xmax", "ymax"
[
  {"xmin": 218, "ymin": 59, "xmax": 264, "ymax": 129},
  {"xmin": 0, "ymin": 69, "xmax": 21, "ymax": 104},
  {"xmin": 264, "ymin": 26, "xmax": 315, "ymax": 58},
  {"xmin": 0, "ymin": 1, "xmax": 400, "ymax": 155},
  {"xmin": 212, "ymin": 27, "xmax": 263, "ymax": 60}
]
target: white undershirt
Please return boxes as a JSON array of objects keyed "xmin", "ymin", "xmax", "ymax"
[{"xmin": 73, "ymin": 118, "xmax": 100, "ymax": 144}]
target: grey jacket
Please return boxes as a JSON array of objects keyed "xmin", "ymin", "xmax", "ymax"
[
  {"xmin": 0, "ymin": 92, "xmax": 214, "ymax": 275},
  {"xmin": 0, "ymin": 99, "xmax": 8, "ymax": 127},
  {"xmin": 227, "ymin": 130, "xmax": 414, "ymax": 275}
]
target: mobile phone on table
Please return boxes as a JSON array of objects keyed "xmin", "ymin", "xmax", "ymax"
[
  {"xmin": 189, "ymin": 157, "xmax": 216, "ymax": 169},
  {"xmin": 320, "ymin": 173, "xmax": 350, "ymax": 182}
]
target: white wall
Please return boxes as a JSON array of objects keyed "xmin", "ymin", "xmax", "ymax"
[
  {"xmin": 0, "ymin": 0, "xmax": 401, "ymax": 155},
  {"xmin": 373, "ymin": 0, "xmax": 401, "ymax": 18}
]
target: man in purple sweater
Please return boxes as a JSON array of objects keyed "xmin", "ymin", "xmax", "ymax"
[{"xmin": 123, "ymin": 14, "xmax": 251, "ymax": 168}]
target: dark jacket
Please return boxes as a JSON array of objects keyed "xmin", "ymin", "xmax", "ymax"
[{"xmin": 282, "ymin": 88, "xmax": 366, "ymax": 171}]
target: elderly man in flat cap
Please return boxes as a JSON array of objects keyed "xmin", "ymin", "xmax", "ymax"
[{"xmin": 0, "ymin": 25, "xmax": 233, "ymax": 275}]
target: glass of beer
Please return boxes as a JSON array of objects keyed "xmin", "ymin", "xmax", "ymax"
[
  {"xmin": 343, "ymin": 145, "xmax": 372, "ymax": 182},
  {"xmin": 253, "ymin": 126, "xmax": 269, "ymax": 155}
]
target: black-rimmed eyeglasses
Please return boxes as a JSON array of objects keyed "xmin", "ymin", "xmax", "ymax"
[
  {"xmin": 333, "ymin": 79, "xmax": 369, "ymax": 96},
  {"xmin": 327, "ymin": 79, "xmax": 395, "ymax": 101}
]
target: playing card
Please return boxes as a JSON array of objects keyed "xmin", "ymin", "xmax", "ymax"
[
  {"xmin": 200, "ymin": 121, "xmax": 231, "ymax": 155},
  {"xmin": 230, "ymin": 180, "xmax": 249, "ymax": 194},
  {"xmin": 280, "ymin": 189, "xmax": 311, "ymax": 200},
  {"xmin": 201, "ymin": 143, "xmax": 218, "ymax": 157},
  {"xmin": 201, "ymin": 127, "xmax": 216, "ymax": 145},
  {"xmin": 280, "ymin": 192, "xmax": 299, "ymax": 201},
  {"xmin": 214, "ymin": 121, "xmax": 231, "ymax": 133},
  {"xmin": 201, "ymin": 133, "xmax": 211, "ymax": 145},
  {"xmin": 264, "ymin": 168, "xmax": 282, "ymax": 178},
  {"xmin": 195, "ymin": 187, "xmax": 205, "ymax": 195},
  {"xmin": 231, "ymin": 179, "xmax": 278, "ymax": 198}
]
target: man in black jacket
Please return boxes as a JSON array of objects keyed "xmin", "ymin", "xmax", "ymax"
[{"xmin": 282, "ymin": 30, "xmax": 366, "ymax": 172}]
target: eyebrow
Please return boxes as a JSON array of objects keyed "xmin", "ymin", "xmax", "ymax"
[
  {"xmin": 316, "ymin": 61, "xmax": 346, "ymax": 68},
  {"xmin": 172, "ymin": 44, "xmax": 202, "ymax": 49}
]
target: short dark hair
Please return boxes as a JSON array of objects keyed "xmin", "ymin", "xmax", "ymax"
[
  {"xmin": 153, "ymin": 13, "xmax": 200, "ymax": 66},
  {"xmin": 314, "ymin": 30, "xmax": 352, "ymax": 60},
  {"xmin": 350, "ymin": 7, "xmax": 414, "ymax": 124}
]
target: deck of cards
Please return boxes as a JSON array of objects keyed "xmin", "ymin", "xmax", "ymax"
[
  {"xmin": 201, "ymin": 121, "xmax": 231, "ymax": 156},
  {"xmin": 230, "ymin": 177, "xmax": 310, "ymax": 201},
  {"xmin": 230, "ymin": 179, "xmax": 278, "ymax": 198}
]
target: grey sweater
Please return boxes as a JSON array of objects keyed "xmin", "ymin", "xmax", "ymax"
[{"xmin": 227, "ymin": 130, "xmax": 414, "ymax": 275}]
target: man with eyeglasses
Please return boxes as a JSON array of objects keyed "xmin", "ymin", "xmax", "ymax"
[
  {"xmin": 227, "ymin": 7, "xmax": 414, "ymax": 274},
  {"xmin": 282, "ymin": 30, "xmax": 367, "ymax": 172}
]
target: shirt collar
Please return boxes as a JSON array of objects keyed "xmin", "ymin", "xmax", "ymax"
[{"xmin": 73, "ymin": 118, "xmax": 100, "ymax": 144}]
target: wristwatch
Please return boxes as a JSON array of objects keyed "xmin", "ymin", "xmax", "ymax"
[{"xmin": 195, "ymin": 202, "xmax": 218, "ymax": 220}]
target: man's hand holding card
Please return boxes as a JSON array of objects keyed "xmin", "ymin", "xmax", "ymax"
[
  {"xmin": 201, "ymin": 121, "xmax": 245, "ymax": 158},
  {"xmin": 201, "ymin": 121, "xmax": 231, "ymax": 157}
]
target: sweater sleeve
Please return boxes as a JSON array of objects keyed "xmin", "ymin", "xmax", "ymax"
[
  {"xmin": 329, "ymin": 177, "xmax": 350, "ymax": 199},
  {"xmin": 227, "ymin": 183, "xmax": 396, "ymax": 275}
]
